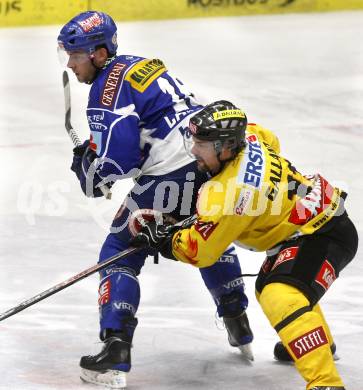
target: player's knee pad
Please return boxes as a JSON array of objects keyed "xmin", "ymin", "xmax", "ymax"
[
  {"xmin": 258, "ymin": 283, "xmax": 311, "ymax": 331},
  {"xmin": 99, "ymin": 233, "xmax": 147, "ymax": 277},
  {"xmin": 312, "ymin": 304, "xmax": 334, "ymax": 346},
  {"xmin": 99, "ymin": 267, "xmax": 141, "ymax": 332}
]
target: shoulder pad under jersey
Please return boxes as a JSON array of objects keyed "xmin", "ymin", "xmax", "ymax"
[
  {"xmin": 124, "ymin": 58, "xmax": 167, "ymax": 93},
  {"xmin": 246, "ymin": 123, "xmax": 280, "ymax": 154},
  {"xmin": 95, "ymin": 55, "xmax": 144, "ymax": 108}
]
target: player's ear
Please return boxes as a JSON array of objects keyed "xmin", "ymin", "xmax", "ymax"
[
  {"xmin": 93, "ymin": 47, "xmax": 109, "ymax": 66},
  {"xmin": 220, "ymin": 145, "xmax": 234, "ymax": 160}
]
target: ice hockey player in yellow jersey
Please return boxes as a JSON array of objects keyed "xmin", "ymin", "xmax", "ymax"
[{"xmin": 131, "ymin": 100, "xmax": 358, "ymax": 390}]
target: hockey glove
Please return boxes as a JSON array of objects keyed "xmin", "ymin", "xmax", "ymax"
[
  {"xmin": 129, "ymin": 219, "xmax": 177, "ymax": 261},
  {"xmin": 70, "ymin": 140, "xmax": 113, "ymax": 198},
  {"xmin": 72, "ymin": 140, "xmax": 90, "ymax": 157}
]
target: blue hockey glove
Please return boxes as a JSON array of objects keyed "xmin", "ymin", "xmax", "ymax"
[{"xmin": 70, "ymin": 140, "xmax": 112, "ymax": 198}]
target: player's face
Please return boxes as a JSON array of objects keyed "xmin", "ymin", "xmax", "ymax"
[
  {"xmin": 66, "ymin": 51, "xmax": 97, "ymax": 83},
  {"xmin": 191, "ymin": 138, "xmax": 221, "ymax": 175}
]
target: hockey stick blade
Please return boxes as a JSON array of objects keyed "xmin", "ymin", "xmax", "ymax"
[
  {"xmin": 62, "ymin": 71, "xmax": 112, "ymax": 199},
  {"xmin": 0, "ymin": 247, "xmax": 140, "ymax": 322}
]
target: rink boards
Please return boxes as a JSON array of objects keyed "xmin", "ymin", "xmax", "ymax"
[{"xmin": 1, "ymin": 0, "xmax": 363, "ymax": 27}]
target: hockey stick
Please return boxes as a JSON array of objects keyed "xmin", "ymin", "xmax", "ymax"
[
  {"xmin": 0, "ymin": 215, "xmax": 197, "ymax": 322},
  {"xmin": 0, "ymin": 246, "xmax": 140, "ymax": 322},
  {"xmin": 62, "ymin": 70, "xmax": 112, "ymax": 199}
]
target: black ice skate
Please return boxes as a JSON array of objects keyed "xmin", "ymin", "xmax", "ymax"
[
  {"xmin": 274, "ymin": 341, "xmax": 337, "ymax": 363},
  {"xmin": 223, "ymin": 311, "xmax": 254, "ymax": 361},
  {"xmin": 80, "ymin": 331, "xmax": 131, "ymax": 389}
]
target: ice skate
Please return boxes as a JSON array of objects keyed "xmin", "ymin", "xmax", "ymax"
[
  {"xmin": 80, "ymin": 332, "xmax": 131, "ymax": 389},
  {"xmin": 223, "ymin": 311, "xmax": 254, "ymax": 361}
]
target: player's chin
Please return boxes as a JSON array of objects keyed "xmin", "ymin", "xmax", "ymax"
[
  {"xmin": 196, "ymin": 160, "xmax": 208, "ymax": 173},
  {"xmin": 75, "ymin": 73, "xmax": 87, "ymax": 83}
]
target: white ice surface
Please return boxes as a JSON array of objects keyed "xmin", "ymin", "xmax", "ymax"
[{"xmin": 0, "ymin": 11, "xmax": 362, "ymax": 390}]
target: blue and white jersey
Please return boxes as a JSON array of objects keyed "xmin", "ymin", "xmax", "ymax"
[{"xmin": 87, "ymin": 55, "xmax": 202, "ymax": 179}]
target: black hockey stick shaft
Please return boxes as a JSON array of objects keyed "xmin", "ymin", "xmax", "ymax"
[
  {"xmin": 62, "ymin": 70, "xmax": 112, "ymax": 199},
  {"xmin": 0, "ymin": 247, "xmax": 140, "ymax": 322},
  {"xmin": 0, "ymin": 215, "xmax": 197, "ymax": 322}
]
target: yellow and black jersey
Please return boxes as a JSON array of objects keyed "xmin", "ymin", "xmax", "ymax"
[{"xmin": 172, "ymin": 124, "xmax": 345, "ymax": 267}]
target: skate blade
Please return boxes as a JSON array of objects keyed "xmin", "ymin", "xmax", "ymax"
[
  {"xmin": 80, "ymin": 368, "xmax": 127, "ymax": 389},
  {"xmin": 238, "ymin": 343, "xmax": 254, "ymax": 361}
]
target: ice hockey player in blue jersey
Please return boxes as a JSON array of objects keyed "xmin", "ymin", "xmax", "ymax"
[{"xmin": 58, "ymin": 11, "xmax": 254, "ymax": 389}]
